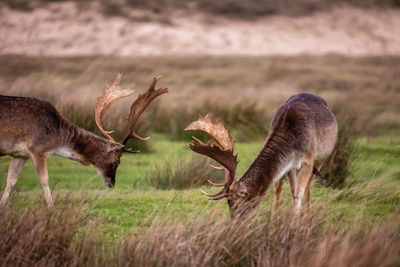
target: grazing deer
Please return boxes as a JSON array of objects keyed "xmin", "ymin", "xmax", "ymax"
[
  {"xmin": 185, "ymin": 93, "xmax": 337, "ymax": 218},
  {"xmin": 0, "ymin": 74, "xmax": 168, "ymax": 207}
]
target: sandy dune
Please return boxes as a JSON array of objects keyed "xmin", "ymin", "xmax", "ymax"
[{"xmin": 1, "ymin": 3, "xmax": 399, "ymax": 56}]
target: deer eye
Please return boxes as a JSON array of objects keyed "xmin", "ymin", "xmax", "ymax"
[{"xmin": 114, "ymin": 160, "xmax": 120, "ymax": 166}]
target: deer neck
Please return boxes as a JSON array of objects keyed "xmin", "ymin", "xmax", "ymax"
[
  {"xmin": 239, "ymin": 135, "xmax": 294, "ymax": 197},
  {"xmin": 55, "ymin": 121, "xmax": 112, "ymax": 164}
]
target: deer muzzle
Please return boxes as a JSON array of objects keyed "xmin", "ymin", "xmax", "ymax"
[{"xmin": 105, "ymin": 176, "xmax": 115, "ymax": 188}]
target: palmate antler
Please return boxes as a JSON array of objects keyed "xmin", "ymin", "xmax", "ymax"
[
  {"xmin": 95, "ymin": 73, "xmax": 168, "ymax": 146},
  {"xmin": 185, "ymin": 115, "xmax": 238, "ymax": 200},
  {"xmin": 95, "ymin": 73, "xmax": 136, "ymax": 142},
  {"xmin": 122, "ymin": 76, "xmax": 168, "ymax": 145}
]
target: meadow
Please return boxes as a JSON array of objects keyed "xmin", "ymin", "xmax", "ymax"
[{"xmin": 0, "ymin": 54, "xmax": 399, "ymax": 265}]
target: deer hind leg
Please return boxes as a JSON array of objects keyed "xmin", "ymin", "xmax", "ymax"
[
  {"xmin": 0, "ymin": 157, "xmax": 27, "ymax": 207},
  {"xmin": 31, "ymin": 153, "xmax": 53, "ymax": 207},
  {"xmin": 293, "ymin": 159, "xmax": 313, "ymax": 214},
  {"xmin": 304, "ymin": 161, "xmax": 323, "ymax": 213},
  {"xmin": 272, "ymin": 178, "xmax": 284, "ymax": 217}
]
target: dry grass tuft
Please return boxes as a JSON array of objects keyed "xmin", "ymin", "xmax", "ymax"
[
  {"xmin": 0, "ymin": 203, "xmax": 81, "ymax": 266},
  {"xmin": 116, "ymin": 209, "xmax": 400, "ymax": 267},
  {"xmin": 116, "ymin": 210, "xmax": 310, "ymax": 266},
  {"xmin": 300, "ymin": 220, "xmax": 400, "ymax": 267},
  {"xmin": 0, "ymin": 203, "xmax": 399, "ymax": 266}
]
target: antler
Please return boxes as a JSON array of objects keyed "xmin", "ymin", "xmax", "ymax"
[
  {"xmin": 95, "ymin": 74, "xmax": 168, "ymax": 145},
  {"xmin": 95, "ymin": 73, "xmax": 136, "ymax": 142},
  {"xmin": 121, "ymin": 76, "xmax": 169, "ymax": 145},
  {"xmin": 185, "ymin": 114, "xmax": 238, "ymax": 200}
]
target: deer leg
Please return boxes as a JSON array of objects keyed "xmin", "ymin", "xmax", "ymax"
[
  {"xmin": 272, "ymin": 178, "xmax": 284, "ymax": 216},
  {"xmin": 293, "ymin": 160, "xmax": 313, "ymax": 214},
  {"xmin": 0, "ymin": 157, "xmax": 27, "ymax": 207},
  {"xmin": 287, "ymin": 169, "xmax": 297, "ymax": 206},
  {"xmin": 304, "ymin": 161, "xmax": 322, "ymax": 214},
  {"xmin": 31, "ymin": 153, "xmax": 53, "ymax": 207},
  {"xmin": 290, "ymin": 162, "xmax": 313, "ymax": 267}
]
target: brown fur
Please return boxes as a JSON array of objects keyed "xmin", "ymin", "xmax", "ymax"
[
  {"xmin": 0, "ymin": 95, "xmax": 124, "ymax": 207},
  {"xmin": 227, "ymin": 93, "xmax": 338, "ymax": 218}
]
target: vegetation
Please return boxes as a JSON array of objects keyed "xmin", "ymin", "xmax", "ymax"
[
  {"xmin": 1, "ymin": 200, "xmax": 399, "ymax": 266},
  {"xmin": 0, "ymin": 203, "xmax": 82, "ymax": 265},
  {"xmin": 1, "ymin": 55, "xmax": 399, "ymax": 140},
  {"xmin": 0, "ymin": 136, "xmax": 398, "ymax": 239},
  {"xmin": 147, "ymin": 156, "xmax": 224, "ymax": 190},
  {"xmin": 0, "ymin": 54, "xmax": 399, "ymax": 264}
]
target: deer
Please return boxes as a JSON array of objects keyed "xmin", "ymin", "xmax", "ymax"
[
  {"xmin": 185, "ymin": 93, "xmax": 337, "ymax": 219},
  {"xmin": 0, "ymin": 73, "xmax": 168, "ymax": 207}
]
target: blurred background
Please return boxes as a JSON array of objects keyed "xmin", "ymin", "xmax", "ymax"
[
  {"xmin": 0, "ymin": 0, "xmax": 399, "ymax": 142},
  {"xmin": 0, "ymin": 0, "xmax": 399, "ymax": 185}
]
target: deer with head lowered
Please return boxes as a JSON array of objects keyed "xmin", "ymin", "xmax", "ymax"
[
  {"xmin": 0, "ymin": 74, "xmax": 168, "ymax": 207},
  {"xmin": 185, "ymin": 93, "xmax": 337, "ymax": 218}
]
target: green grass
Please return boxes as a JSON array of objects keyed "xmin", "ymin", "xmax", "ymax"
[
  {"xmin": 1, "ymin": 135, "xmax": 399, "ymax": 240},
  {"xmin": 0, "ymin": 54, "xmax": 399, "ymax": 256}
]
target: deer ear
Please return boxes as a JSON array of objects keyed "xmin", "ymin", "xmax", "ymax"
[
  {"xmin": 236, "ymin": 182, "xmax": 248, "ymax": 198},
  {"xmin": 107, "ymin": 143, "xmax": 124, "ymax": 153}
]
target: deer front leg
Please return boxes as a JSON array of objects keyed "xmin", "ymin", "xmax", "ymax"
[
  {"xmin": 0, "ymin": 157, "xmax": 27, "ymax": 207},
  {"xmin": 31, "ymin": 153, "xmax": 54, "ymax": 207},
  {"xmin": 287, "ymin": 169, "xmax": 297, "ymax": 205},
  {"xmin": 272, "ymin": 178, "xmax": 284, "ymax": 217},
  {"xmin": 304, "ymin": 161, "xmax": 322, "ymax": 213},
  {"xmin": 293, "ymin": 160, "xmax": 313, "ymax": 214}
]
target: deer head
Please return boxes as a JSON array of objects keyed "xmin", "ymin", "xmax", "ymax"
[
  {"xmin": 94, "ymin": 73, "xmax": 168, "ymax": 187},
  {"xmin": 185, "ymin": 115, "xmax": 254, "ymax": 218}
]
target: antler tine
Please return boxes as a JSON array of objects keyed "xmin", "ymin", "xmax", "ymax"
[
  {"xmin": 209, "ymin": 164, "xmax": 225, "ymax": 171},
  {"xmin": 188, "ymin": 137, "xmax": 238, "ymax": 183},
  {"xmin": 185, "ymin": 115, "xmax": 238, "ymax": 197},
  {"xmin": 207, "ymin": 179, "xmax": 226, "ymax": 187},
  {"xmin": 95, "ymin": 73, "xmax": 136, "ymax": 142},
  {"xmin": 208, "ymin": 165, "xmax": 227, "ymax": 186},
  {"xmin": 200, "ymin": 188, "xmax": 229, "ymax": 200},
  {"xmin": 122, "ymin": 76, "xmax": 168, "ymax": 145}
]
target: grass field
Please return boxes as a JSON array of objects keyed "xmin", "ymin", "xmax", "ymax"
[
  {"xmin": 0, "ymin": 55, "xmax": 399, "ymax": 265},
  {"xmin": 1, "ymin": 135, "xmax": 399, "ymax": 240}
]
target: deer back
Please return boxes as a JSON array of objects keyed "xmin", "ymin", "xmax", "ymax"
[
  {"xmin": 238, "ymin": 93, "xmax": 337, "ymax": 196},
  {"xmin": 0, "ymin": 95, "xmax": 69, "ymax": 155},
  {"xmin": 268, "ymin": 93, "xmax": 337, "ymax": 160}
]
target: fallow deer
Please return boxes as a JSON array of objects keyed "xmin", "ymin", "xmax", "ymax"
[
  {"xmin": 185, "ymin": 93, "xmax": 337, "ymax": 218},
  {"xmin": 0, "ymin": 74, "xmax": 168, "ymax": 207}
]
